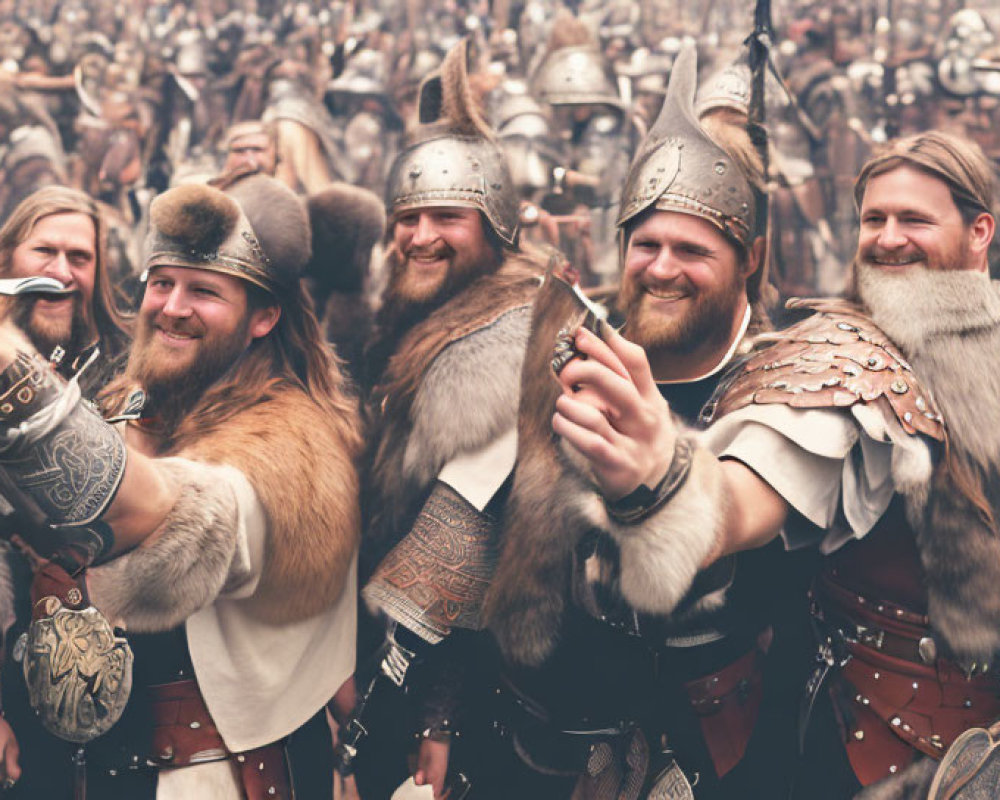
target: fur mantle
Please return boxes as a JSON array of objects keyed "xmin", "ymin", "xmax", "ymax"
[
  {"xmin": 864, "ymin": 278, "xmax": 1000, "ymax": 667},
  {"xmin": 95, "ymin": 382, "xmax": 361, "ymax": 628},
  {"xmin": 174, "ymin": 382, "xmax": 361, "ymax": 624},
  {"xmin": 362, "ymin": 253, "xmax": 544, "ymax": 572}
]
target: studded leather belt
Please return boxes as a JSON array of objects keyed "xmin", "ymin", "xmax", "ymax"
[
  {"xmin": 148, "ymin": 679, "xmax": 293, "ymax": 799},
  {"xmin": 814, "ymin": 573, "xmax": 938, "ymax": 665},
  {"xmin": 811, "ymin": 575, "xmax": 1000, "ymax": 786}
]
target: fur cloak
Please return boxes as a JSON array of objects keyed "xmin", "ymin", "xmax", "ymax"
[
  {"xmin": 91, "ymin": 380, "xmax": 361, "ymax": 628},
  {"xmin": 361, "ymin": 251, "xmax": 545, "ymax": 576},
  {"xmin": 852, "ymin": 273, "xmax": 1000, "ymax": 799}
]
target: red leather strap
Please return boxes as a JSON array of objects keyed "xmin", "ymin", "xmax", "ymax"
[{"xmin": 149, "ymin": 679, "xmax": 293, "ymax": 799}]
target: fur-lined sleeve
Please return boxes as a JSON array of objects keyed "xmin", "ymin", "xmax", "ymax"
[
  {"xmin": 88, "ymin": 458, "xmax": 245, "ymax": 632},
  {"xmin": 403, "ymin": 306, "xmax": 532, "ymax": 486}
]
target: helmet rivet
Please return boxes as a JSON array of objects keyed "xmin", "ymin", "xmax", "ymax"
[
  {"xmin": 714, "ymin": 161, "xmax": 727, "ymax": 174},
  {"xmin": 409, "ymin": 167, "xmax": 422, "ymax": 178}
]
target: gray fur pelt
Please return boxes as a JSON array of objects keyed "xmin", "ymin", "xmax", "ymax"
[
  {"xmin": 859, "ymin": 267, "xmax": 1000, "ymax": 666},
  {"xmin": 87, "ymin": 458, "xmax": 238, "ymax": 631},
  {"xmin": 403, "ymin": 307, "xmax": 531, "ymax": 487},
  {"xmin": 487, "ymin": 427, "xmax": 726, "ymax": 668}
]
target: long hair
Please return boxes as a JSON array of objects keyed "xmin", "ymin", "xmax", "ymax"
[
  {"xmin": 101, "ymin": 277, "xmax": 361, "ymax": 459},
  {"xmin": 0, "ymin": 186, "xmax": 131, "ymax": 356}
]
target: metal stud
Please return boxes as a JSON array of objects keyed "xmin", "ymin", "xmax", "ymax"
[
  {"xmin": 189, "ymin": 721, "xmax": 201, "ymax": 729},
  {"xmin": 237, "ymin": 755, "xmax": 246, "ymax": 763},
  {"xmin": 964, "ymin": 699, "xmax": 973, "ymax": 709},
  {"xmin": 918, "ymin": 637, "xmax": 937, "ymax": 664},
  {"xmin": 874, "ymin": 672, "xmax": 880, "ymax": 680},
  {"xmin": 890, "ymin": 379, "xmax": 908, "ymax": 394},
  {"xmin": 915, "ymin": 396, "xmax": 927, "ymax": 412},
  {"xmin": 912, "ymin": 682, "xmax": 919, "ymax": 690},
  {"xmin": 889, "ymin": 765, "xmax": 898, "ymax": 774},
  {"xmin": 259, "ymin": 762, "xmax": 266, "ymax": 771},
  {"xmin": 854, "ymin": 730, "xmax": 865, "ymax": 741},
  {"xmin": 891, "ymin": 716, "xmax": 901, "ymax": 727}
]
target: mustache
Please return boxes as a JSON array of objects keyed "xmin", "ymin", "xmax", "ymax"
[{"xmin": 403, "ymin": 243, "xmax": 453, "ymax": 260}]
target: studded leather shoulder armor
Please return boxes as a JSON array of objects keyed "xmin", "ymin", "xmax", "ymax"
[{"xmin": 710, "ymin": 298, "xmax": 945, "ymax": 441}]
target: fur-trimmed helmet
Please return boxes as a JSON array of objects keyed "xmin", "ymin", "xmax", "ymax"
[
  {"xmin": 144, "ymin": 177, "xmax": 310, "ymax": 295},
  {"xmin": 617, "ymin": 43, "xmax": 756, "ymax": 248},
  {"xmin": 385, "ymin": 38, "xmax": 519, "ymax": 246}
]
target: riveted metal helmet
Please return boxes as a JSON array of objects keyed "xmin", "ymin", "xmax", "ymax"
[
  {"xmin": 617, "ymin": 43, "xmax": 755, "ymax": 248},
  {"xmin": 695, "ymin": 53, "xmax": 751, "ymax": 117},
  {"xmin": 385, "ymin": 38, "xmax": 519, "ymax": 246},
  {"xmin": 531, "ymin": 45, "xmax": 624, "ymax": 112}
]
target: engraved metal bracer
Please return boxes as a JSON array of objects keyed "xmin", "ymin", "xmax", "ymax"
[
  {"xmin": 0, "ymin": 351, "xmax": 127, "ymax": 528},
  {"xmin": 362, "ymin": 481, "xmax": 499, "ymax": 644},
  {"xmin": 22, "ymin": 598, "xmax": 133, "ymax": 743}
]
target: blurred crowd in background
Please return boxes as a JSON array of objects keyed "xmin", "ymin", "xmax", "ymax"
[{"xmin": 2, "ymin": 0, "xmax": 1000, "ymax": 307}]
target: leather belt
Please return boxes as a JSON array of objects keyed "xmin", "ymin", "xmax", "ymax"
[
  {"xmin": 814, "ymin": 574, "xmax": 937, "ymax": 666},
  {"xmin": 149, "ymin": 679, "xmax": 293, "ymax": 800}
]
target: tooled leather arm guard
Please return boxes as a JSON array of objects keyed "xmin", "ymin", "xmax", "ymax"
[{"xmin": 0, "ymin": 351, "xmax": 126, "ymax": 557}]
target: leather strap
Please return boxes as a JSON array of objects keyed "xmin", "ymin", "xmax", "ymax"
[{"xmin": 149, "ymin": 679, "xmax": 293, "ymax": 799}]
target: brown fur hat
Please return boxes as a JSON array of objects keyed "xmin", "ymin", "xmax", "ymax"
[
  {"xmin": 149, "ymin": 183, "xmax": 241, "ymax": 255},
  {"xmin": 305, "ymin": 182, "xmax": 385, "ymax": 295},
  {"xmin": 223, "ymin": 173, "xmax": 312, "ymax": 287}
]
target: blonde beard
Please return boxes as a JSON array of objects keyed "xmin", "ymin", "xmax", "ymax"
[{"xmin": 855, "ymin": 262, "xmax": 996, "ymax": 356}]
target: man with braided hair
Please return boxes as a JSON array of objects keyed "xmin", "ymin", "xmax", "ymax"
[
  {"xmin": 0, "ymin": 175, "xmax": 361, "ymax": 798},
  {"xmin": 550, "ymin": 128, "xmax": 1000, "ymax": 799}
]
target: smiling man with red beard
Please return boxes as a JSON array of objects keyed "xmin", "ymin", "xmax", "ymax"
[
  {"xmin": 351, "ymin": 39, "xmax": 546, "ymax": 800},
  {"xmin": 546, "ymin": 127, "xmax": 1000, "ymax": 799},
  {"xmin": 0, "ymin": 177, "xmax": 361, "ymax": 799},
  {"xmin": 481, "ymin": 45, "xmax": 800, "ymax": 799}
]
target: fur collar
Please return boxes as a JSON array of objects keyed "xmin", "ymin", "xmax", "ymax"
[
  {"xmin": 176, "ymin": 382, "xmax": 361, "ymax": 624},
  {"xmin": 362, "ymin": 252, "xmax": 544, "ymax": 575}
]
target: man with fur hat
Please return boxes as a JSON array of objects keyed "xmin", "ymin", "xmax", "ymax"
[
  {"xmin": 351, "ymin": 37, "xmax": 546, "ymax": 799},
  {"xmin": 481, "ymin": 44, "xmax": 797, "ymax": 799},
  {"xmin": 0, "ymin": 175, "xmax": 361, "ymax": 798},
  {"xmin": 547, "ymin": 125, "xmax": 1000, "ymax": 798}
]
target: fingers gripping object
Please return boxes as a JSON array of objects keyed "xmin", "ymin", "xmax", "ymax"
[{"xmin": 550, "ymin": 282, "xmax": 611, "ymax": 377}]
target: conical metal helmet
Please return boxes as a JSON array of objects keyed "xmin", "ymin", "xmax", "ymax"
[
  {"xmin": 617, "ymin": 43, "xmax": 755, "ymax": 247},
  {"xmin": 385, "ymin": 39, "xmax": 519, "ymax": 246},
  {"xmin": 531, "ymin": 45, "xmax": 624, "ymax": 111}
]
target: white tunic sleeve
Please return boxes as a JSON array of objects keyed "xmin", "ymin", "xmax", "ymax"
[{"xmin": 700, "ymin": 402, "xmax": 928, "ymax": 554}]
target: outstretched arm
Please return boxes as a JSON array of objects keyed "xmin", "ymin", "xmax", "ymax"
[{"xmin": 553, "ymin": 326, "xmax": 787, "ymax": 565}]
